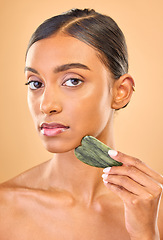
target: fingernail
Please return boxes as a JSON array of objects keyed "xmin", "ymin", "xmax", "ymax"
[
  {"xmin": 108, "ymin": 149, "xmax": 118, "ymax": 157},
  {"xmin": 103, "ymin": 167, "xmax": 111, "ymax": 173},
  {"xmin": 102, "ymin": 173, "xmax": 108, "ymax": 180},
  {"xmin": 103, "ymin": 179, "xmax": 108, "ymax": 184}
]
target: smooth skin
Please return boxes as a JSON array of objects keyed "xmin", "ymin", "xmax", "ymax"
[{"xmin": 0, "ymin": 33, "xmax": 162, "ymax": 240}]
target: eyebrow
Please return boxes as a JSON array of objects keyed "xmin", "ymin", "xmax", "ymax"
[
  {"xmin": 54, "ymin": 63, "xmax": 91, "ymax": 73},
  {"xmin": 24, "ymin": 67, "xmax": 39, "ymax": 74},
  {"xmin": 24, "ymin": 63, "xmax": 90, "ymax": 74}
]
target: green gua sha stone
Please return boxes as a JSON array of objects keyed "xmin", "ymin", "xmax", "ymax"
[{"xmin": 75, "ymin": 135, "xmax": 122, "ymax": 168}]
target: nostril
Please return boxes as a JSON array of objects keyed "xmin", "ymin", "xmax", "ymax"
[
  {"xmin": 40, "ymin": 98, "xmax": 62, "ymax": 114},
  {"xmin": 49, "ymin": 110, "xmax": 57, "ymax": 113}
]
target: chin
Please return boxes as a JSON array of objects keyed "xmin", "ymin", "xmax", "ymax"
[
  {"xmin": 41, "ymin": 137, "xmax": 81, "ymax": 154},
  {"xmin": 45, "ymin": 146, "xmax": 74, "ymax": 154}
]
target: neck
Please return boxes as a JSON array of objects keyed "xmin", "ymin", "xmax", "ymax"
[{"xmin": 46, "ymin": 128, "xmax": 116, "ymax": 204}]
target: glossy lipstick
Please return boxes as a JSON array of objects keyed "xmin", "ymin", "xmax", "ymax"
[{"xmin": 40, "ymin": 122, "xmax": 69, "ymax": 137}]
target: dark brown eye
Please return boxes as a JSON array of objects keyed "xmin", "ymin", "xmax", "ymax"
[
  {"xmin": 25, "ymin": 81, "xmax": 44, "ymax": 90},
  {"xmin": 63, "ymin": 78, "xmax": 83, "ymax": 87}
]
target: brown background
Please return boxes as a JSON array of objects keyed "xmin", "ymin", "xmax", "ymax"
[{"xmin": 0, "ymin": 0, "xmax": 162, "ymax": 182}]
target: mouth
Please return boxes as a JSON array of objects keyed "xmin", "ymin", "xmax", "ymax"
[{"xmin": 40, "ymin": 122, "xmax": 70, "ymax": 137}]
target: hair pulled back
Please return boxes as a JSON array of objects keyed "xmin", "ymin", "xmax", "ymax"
[{"xmin": 26, "ymin": 8, "xmax": 128, "ymax": 80}]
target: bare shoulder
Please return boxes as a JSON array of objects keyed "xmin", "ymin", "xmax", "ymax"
[
  {"xmin": 0, "ymin": 159, "xmax": 49, "ymax": 218},
  {"xmin": 0, "ymin": 160, "xmax": 54, "ymax": 239},
  {"xmin": 0, "ymin": 159, "xmax": 53, "ymax": 225},
  {"xmin": 0, "ymin": 159, "xmax": 51, "ymax": 190}
]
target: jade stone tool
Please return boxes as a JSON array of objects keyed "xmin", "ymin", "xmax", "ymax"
[{"xmin": 75, "ymin": 135, "xmax": 122, "ymax": 168}]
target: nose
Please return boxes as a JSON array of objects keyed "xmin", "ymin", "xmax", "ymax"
[{"xmin": 40, "ymin": 87, "xmax": 62, "ymax": 115}]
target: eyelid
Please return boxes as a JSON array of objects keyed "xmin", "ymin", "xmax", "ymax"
[
  {"xmin": 62, "ymin": 78, "xmax": 84, "ymax": 87},
  {"xmin": 26, "ymin": 73, "xmax": 41, "ymax": 80},
  {"xmin": 25, "ymin": 80, "xmax": 37, "ymax": 85},
  {"xmin": 25, "ymin": 80, "xmax": 45, "ymax": 90},
  {"xmin": 62, "ymin": 71, "xmax": 85, "ymax": 80},
  {"xmin": 25, "ymin": 73, "xmax": 44, "ymax": 84}
]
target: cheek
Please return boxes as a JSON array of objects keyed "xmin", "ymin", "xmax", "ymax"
[
  {"xmin": 65, "ymin": 86, "xmax": 112, "ymax": 134},
  {"xmin": 27, "ymin": 93, "xmax": 40, "ymax": 123}
]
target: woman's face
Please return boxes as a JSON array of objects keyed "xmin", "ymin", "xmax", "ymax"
[{"xmin": 25, "ymin": 33, "xmax": 115, "ymax": 153}]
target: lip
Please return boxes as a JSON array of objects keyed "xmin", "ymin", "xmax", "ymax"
[{"xmin": 40, "ymin": 122, "xmax": 70, "ymax": 137}]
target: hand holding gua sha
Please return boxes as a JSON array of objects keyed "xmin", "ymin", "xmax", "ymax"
[{"xmin": 74, "ymin": 136, "xmax": 122, "ymax": 168}]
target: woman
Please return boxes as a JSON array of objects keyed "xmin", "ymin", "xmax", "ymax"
[{"xmin": 0, "ymin": 8, "xmax": 162, "ymax": 240}]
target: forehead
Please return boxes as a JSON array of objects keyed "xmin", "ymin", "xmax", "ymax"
[{"xmin": 26, "ymin": 33, "xmax": 107, "ymax": 73}]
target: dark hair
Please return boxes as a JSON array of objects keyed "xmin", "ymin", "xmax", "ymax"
[{"xmin": 26, "ymin": 8, "xmax": 128, "ymax": 80}]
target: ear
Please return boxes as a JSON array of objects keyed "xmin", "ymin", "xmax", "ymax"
[{"xmin": 111, "ymin": 74, "xmax": 135, "ymax": 110}]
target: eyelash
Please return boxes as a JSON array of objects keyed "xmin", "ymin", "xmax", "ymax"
[
  {"xmin": 25, "ymin": 78, "xmax": 83, "ymax": 90},
  {"xmin": 25, "ymin": 80, "xmax": 44, "ymax": 90},
  {"xmin": 62, "ymin": 78, "xmax": 83, "ymax": 87}
]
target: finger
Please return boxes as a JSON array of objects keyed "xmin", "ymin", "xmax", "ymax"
[
  {"xmin": 103, "ymin": 165, "xmax": 163, "ymax": 197},
  {"xmin": 102, "ymin": 173, "xmax": 151, "ymax": 197},
  {"xmin": 108, "ymin": 150, "xmax": 163, "ymax": 185},
  {"xmin": 103, "ymin": 180, "xmax": 136, "ymax": 203},
  {"xmin": 103, "ymin": 180, "xmax": 160, "ymax": 212}
]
